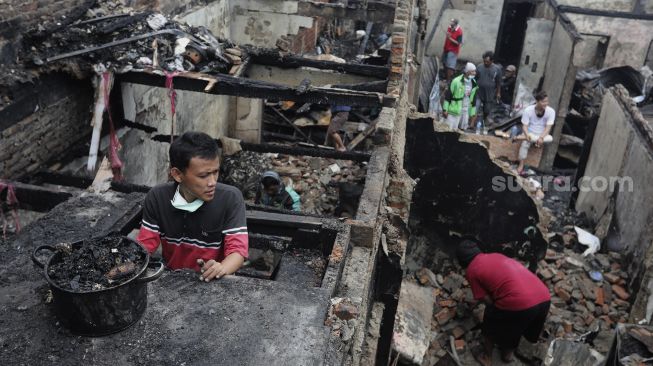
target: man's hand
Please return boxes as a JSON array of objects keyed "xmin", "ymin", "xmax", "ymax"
[
  {"xmin": 197, "ymin": 259, "xmax": 227, "ymax": 282},
  {"xmin": 442, "ymin": 111, "xmax": 448, "ymax": 118},
  {"xmin": 536, "ymin": 136, "xmax": 544, "ymax": 147}
]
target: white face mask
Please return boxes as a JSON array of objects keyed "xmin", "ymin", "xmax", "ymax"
[{"xmin": 171, "ymin": 186, "xmax": 204, "ymax": 212}]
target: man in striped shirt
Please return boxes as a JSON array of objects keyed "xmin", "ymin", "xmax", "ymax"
[{"xmin": 137, "ymin": 132, "xmax": 248, "ymax": 281}]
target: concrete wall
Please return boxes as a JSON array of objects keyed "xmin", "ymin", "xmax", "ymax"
[
  {"xmin": 539, "ymin": 17, "xmax": 578, "ymax": 169},
  {"xmin": 514, "ymin": 18, "xmax": 554, "ymax": 106},
  {"xmin": 232, "ymin": 98, "xmax": 262, "ymax": 143},
  {"xmin": 575, "ymin": 88, "xmax": 653, "ymax": 315},
  {"xmin": 175, "ymin": 0, "xmax": 231, "ymax": 39},
  {"xmin": 566, "ymin": 13, "xmax": 653, "ymax": 68},
  {"xmin": 229, "ymin": 0, "xmax": 314, "ymax": 49},
  {"xmin": 425, "ymin": 0, "xmax": 503, "ymax": 63}
]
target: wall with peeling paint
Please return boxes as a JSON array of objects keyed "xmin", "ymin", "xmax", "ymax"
[
  {"xmin": 229, "ymin": 0, "xmax": 314, "ymax": 48},
  {"xmin": 565, "ymin": 13, "xmax": 653, "ymax": 69},
  {"xmin": 424, "ymin": 0, "xmax": 503, "ymax": 63}
]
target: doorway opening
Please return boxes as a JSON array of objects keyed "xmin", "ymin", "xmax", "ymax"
[{"xmin": 494, "ymin": 0, "xmax": 537, "ymax": 67}]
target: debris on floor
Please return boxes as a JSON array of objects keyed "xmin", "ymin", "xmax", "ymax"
[{"xmin": 221, "ymin": 150, "xmax": 367, "ymax": 216}]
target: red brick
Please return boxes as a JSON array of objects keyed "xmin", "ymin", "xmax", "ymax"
[
  {"xmin": 452, "ymin": 327, "xmax": 465, "ymax": 339},
  {"xmin": 595, "ymin": 287, "xmax": 605, "ymax": 305},
  {"xmin": 435, "ymin": 308, "xmax": 455, "ymax": 325},
  {"xmin": 555, "ymin": 286, "xmax": 571, "ymax": 303},
  {"xmin": 611, "ymin": 285, "xmax": 630, "ymax": 300},
  {"xmin": 454, "ymin": 339, "xmax": 466, "ymax": 351}
]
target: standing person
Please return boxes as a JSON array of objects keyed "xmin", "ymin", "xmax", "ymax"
[
  {"xmin": 476, "ymin": 51, "xmax": 502, "ymax": 124},
  {"xmin": 443, "ymin": 19, "xmax": 463, "ymax": 82},
  {"xmin": 500, "ymin": 65, "xmax": 517, "ymax": 106},
  {"xmin": 137, "ymin": 132, "xmax": 248, "ymax": 282},
  {"xmin": 327, "ymin": 105, "xmax": 350, "ymax": 152},
  {"xmin": 442, "ymin": 62, "xmax": 478, "ymax": 130},
  {"xmin": 254, "ymin": 171, "xmax": 301, "ymax": 212},
  {"xmin": 456, "ymin": 240, "xmax": 551, "ymax": 366},
  {"xmin": 515, "ymin": 91, "xmax": 555, "ymax": 175}
]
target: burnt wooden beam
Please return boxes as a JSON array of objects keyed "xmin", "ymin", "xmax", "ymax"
[
  {"xmin": 34, "ymin": 171, "xmax": 93, "ymax": 189},
  {"xmin": 149, "ymin": 135, "xmax": 372, "ymax": 162},
  {"xmin": 332, "ymin": 80, "xmax": 388, "ymax": 93},
  {"xmin": 297, "ymin": 1, "xmax": 395, "ymax": 23},
  {"xmin": 116, "ymin": 71, "xmax": 388, "ymax": 107},
  {"xmin": 247, "ymin": 47, "xmax": 389, "ymax": 79},
  {"xmin": 558, "ymin": 5, "xmax": 653, "ymax": 20},
  {"xmin": 239, "ymin": 141, "xmax": 371, "ymax": 162},
  {"xmin": 8, "ymin": 181, "xmax": 74, "ymax": 212}
]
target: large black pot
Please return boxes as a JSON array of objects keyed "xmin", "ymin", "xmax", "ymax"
[{"xmin": 31, "ymin": 236, "xmax": 164, "ymax": 336}]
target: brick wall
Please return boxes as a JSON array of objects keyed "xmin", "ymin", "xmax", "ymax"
[
  {"xmin": 0, "ymin": 75, "xmax": 93, "ymax": 179},
  {"xmin": 387, "ymin": 0, "xmax": 413, "ymax": 97}
]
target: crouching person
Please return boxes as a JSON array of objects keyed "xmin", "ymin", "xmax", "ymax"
[
  {"xmin": 254, "ymin": 171, "xmax": 301, "ymax": 212},
  {"xmin": 456, "ymin": 240, "xmax": 550, "ymax": 366},
  {"xmin": 137, "ymin": 132, "xmax": 248, "ymax": 282},
  {"xmin": 515, "ymin": 91, "xmax": 555, "ymax": 175}
]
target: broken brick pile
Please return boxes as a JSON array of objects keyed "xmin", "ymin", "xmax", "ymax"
[
  {"xmin": 221, "ymin": 151, "xmax": 367, "ymax": 216},
  {"xmin": 413, "ymin": 235, "xmax": 631, "ymax": 365},
  {"xmin": 539, "ymin": 246, "xmax": 630, "ymax": 338}
]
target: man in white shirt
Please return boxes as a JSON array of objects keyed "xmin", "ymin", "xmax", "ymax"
[{"xmin": 515, "ymin": 91, "xmax": 555, "ymax": 174}]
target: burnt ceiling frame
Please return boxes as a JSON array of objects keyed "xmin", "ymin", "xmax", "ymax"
[{"xmin": 116, "ymin": 70, "xmax": 392, "ymax": 107}]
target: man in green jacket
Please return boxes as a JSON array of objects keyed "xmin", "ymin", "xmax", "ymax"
[{"xmin": 443, "ymin": 62, "xmax": 479, "ymax": 130}]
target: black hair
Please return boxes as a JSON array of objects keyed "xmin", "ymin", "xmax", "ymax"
[
  {"xmin": 455, "ymin": 239, "xmax": 482, "ymax": 268},
  {"xmin": 482, "ymin": 51, "xmax": 494, "ymax": 61},
  {"xmin": 262, "ymin": 176, "xmax": 280, "ymax": 188},
  {"xmin": 534, "ymin": 90, "xmax": 548, "ymax": 102},
  {"xmin": 169, "ymin": 132, "xmax": 219, "ymax": 172}
]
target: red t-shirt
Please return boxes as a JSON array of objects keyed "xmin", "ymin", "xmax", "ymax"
[
  {"xmin": 443, "ymin": 25, "xmax": 463, "ymax": 55},
  {"xmin": 465, "ymin": 253, "xmax": 550, "ymax": 311}
]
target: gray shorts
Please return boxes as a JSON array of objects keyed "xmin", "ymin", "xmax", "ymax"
[{"xmin": 444, "ymin": 51, "xmax": 457, "ymax": 69}]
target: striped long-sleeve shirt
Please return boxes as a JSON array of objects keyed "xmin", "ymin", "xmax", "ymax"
[{"xmin": 137, "ymin": 182, "xmax": 248, "ymax": 270}]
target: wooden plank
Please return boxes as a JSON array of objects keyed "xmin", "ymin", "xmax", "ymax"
[
  {"xmin": 247, "ymin": 47, "xmax": 389, "ymax": 79},
  {"xmin": 246, "ymin": 210, "xmax": 323, "ymax": 230}
]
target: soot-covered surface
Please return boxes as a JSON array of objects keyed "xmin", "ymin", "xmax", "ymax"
[
  {"xmin": 1, "ymin": 189, "xmax": 337, "ymax": 365},
  {"xmin": 48, "ymin": 236, "xmax": 146, "ymax": 291},
  {"xmin": 404, "ymin": 118, "xmax": 547, "ymax": 265}
]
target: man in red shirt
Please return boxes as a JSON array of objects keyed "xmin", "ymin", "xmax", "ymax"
[
  {"xmin": 456, "ymin": 240, "xmax": 550, "ymax": 366},
  {"xmin": 137, "ymin": 132, "xmax": 248, "ymax": 281},
  {"xmin": 443, "ymin": 19, "xmax": 463, "ymax": 82}
]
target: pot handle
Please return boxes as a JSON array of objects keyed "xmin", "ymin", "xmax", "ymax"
[
  {"xmin": 31, "ymin": 245, "xmax": 55, "ymax": 269},
  {"xmin": 137, "ymin": 261, "xmax": 165, "ymax": 283}
]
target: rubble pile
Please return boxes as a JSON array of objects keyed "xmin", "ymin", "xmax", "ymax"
[
  {"xmin": 414, "ymin": 231, "xmax": 631, "ymax": 365},
  {"xmin": 25, "ymin": 10, "xmax": 245, "ymax": 78},
  {"xmin": 221, "ymin": 151, "xmax": 367, "ymax": 216},
  {"xmin": 539, "ymin": 238, "xmax": 631, "ymax": 338}
]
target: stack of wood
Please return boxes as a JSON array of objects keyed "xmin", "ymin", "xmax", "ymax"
[{"xmin": 226, "ymin": 47, "xmax": 244, "ymax": 75}]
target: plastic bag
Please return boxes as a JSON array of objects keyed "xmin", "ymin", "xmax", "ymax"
[{"xmin": 428, "ymin": 74, "xmax": 442, "ymax": 116}]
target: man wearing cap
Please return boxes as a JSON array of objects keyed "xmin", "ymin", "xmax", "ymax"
[
  {"xmin": 442, "ymin": 62, "xmax": 478, "ymax": 130},
  {"xmin": 443, "ymin": 19, "xmax": 463, "ymax": 82},
  {"xmin": 501, "ymin": 65, "xmax": 517, "ymax": 106},
  {"xmin": 456, "ymin": 240, "xmax": 550, "ymax": 366}
]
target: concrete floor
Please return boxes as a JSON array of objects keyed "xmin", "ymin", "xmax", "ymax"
[{"xmin": 0, "ymin": 191, "xmax": 335, "ymax": 366}]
